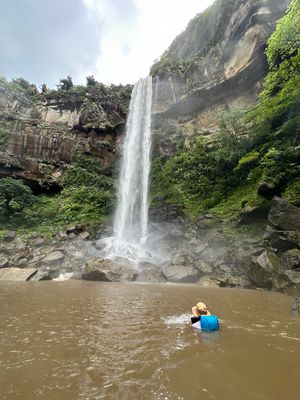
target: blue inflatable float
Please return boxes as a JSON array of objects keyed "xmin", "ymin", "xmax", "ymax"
[{"xmin": 191, "ymin": 315, "xmax": 219, "ymax": 331}]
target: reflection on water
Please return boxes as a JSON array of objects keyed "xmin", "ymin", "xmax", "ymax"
[{"xmin": 0, "ymin": 281, "xmax": 299, "ymax": 400}]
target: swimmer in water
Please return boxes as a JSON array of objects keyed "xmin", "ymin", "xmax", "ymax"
[
  {"xmin": 192, "ymin": 302, "xmax": 211, "ymax": 317},
  {"xmin": 191, "ymin": 302, "xmax": 211, "ymax": 325}
]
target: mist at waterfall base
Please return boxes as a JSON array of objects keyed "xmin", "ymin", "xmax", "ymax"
[{"xmin": 97, "ymin": 76, "xmax": 169, "ymax": 267}]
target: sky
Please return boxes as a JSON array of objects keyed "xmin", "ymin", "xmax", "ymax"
[{"xmin": 0, "ymin": 0, "xmax": 214, "ymax": 88}]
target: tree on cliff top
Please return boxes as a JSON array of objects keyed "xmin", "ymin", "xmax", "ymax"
[
  {"xmin": 86, "ymin": 75, "xmax": 96, "ymax": 86},
  {"xmin": 57, "ymin": 75, "xmax": 73, "ymax": 91}
]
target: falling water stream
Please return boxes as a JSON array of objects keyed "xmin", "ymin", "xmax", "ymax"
[
  {"xmin": 114, "ymin": 76, "xmax": 152, "ymax": 243},
  {"xmin": 98, "ymin": 76, "xmax": 158, "ymax": 265}
]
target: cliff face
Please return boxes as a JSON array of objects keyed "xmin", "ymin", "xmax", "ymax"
[
  {"xmin": 0, "ymin": 80, "xmax": 132, "ymax": 190},
  {"xmin": 151, "ymin": 0, "xmax": 290, "ymax": 154},
  {"xmin": 0, "ymin": 0, "xmax": 291, "ymax": 188}
]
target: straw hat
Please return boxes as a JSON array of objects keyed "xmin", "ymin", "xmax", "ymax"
[{"xmin": 195, "ymin": 302, "xmax": 208, "ymax": 314}]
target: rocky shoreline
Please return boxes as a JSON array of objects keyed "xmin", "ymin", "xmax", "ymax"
[{"xmin": 0, "ymin": 196, "xmax": 299, "ymax": 296}]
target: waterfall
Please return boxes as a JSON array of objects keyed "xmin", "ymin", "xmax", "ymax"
[
  {"xmin": 114, "ymin": 76, "xmax": 153, "ymax": 243},
  {"xmin": 98, "ymin": 76, "xmax": 154, "ymax": 265}
]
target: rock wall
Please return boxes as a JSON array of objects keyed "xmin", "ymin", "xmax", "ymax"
[
  {"xmin": 151, "ymin": 0, "xmax": 290, "ymax": 154},
  {"xmin": 0, "ymin": 81, "xmax": 131, "ymax": 190}
]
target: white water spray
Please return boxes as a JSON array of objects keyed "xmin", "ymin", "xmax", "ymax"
[{"xmin": 98, "ymin": 76, "xmax": 155, "ymax": 264}]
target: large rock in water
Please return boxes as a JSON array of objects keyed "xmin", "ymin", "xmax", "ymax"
[
  {"xmin": 0, "ymin": 267, "xmax": 37, "ymax": 281},
  {"xmin": 273, "ymin": 270, "xmax": 300, "ymax": 295},
  {"xmin": 161, "ymin": 264, "xmax": 202, "ymax": 283},
  {"xmin": 135, "ymin": 269, "xmax": 167, "ymax": 283},
  {"xmin": 197, "ymin": 274, "xmax": 250, "ymax": 288},
  {"xmin": 82, "ymin": 258, "xmax": 137, "ymax": 282}
]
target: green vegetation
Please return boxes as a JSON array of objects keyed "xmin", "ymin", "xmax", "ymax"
[
  {"xmin": 57, "ymin": 76, "xmax": 73, "ymax": 90},
  {"xmin": 0, "ymin": 178, "xmax": 36, "ymax": 215},
  {"xmin": 0, "ymin": 126, "xmax": 9, "ymax": 145},
  {"xmin": 60, "ymin": 150, "xmax": 114, "ymax": 191},
  {"xmin": 282, "ymin": 179, "xmax": 300, "ymax": 206},
  {"xmin": 151, "ymin": 0, "xmax": 300, "ymax": 219},
  {"xmin": 0, "ymin": 152, "xmax": 115, "ymax": 235},
  {"xmin": 0, "ymin": 73, "xmax": 131, "ymax": 236}
]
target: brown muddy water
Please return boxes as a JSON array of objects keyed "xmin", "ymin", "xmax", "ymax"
[{"xmin": 0, "ymin": 281, "xmax": 299, "ymax": 400}]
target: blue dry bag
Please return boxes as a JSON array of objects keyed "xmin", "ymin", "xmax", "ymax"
[{"xmin": 200, "ymin": 315, "xmax": 219, "ymax": 331}]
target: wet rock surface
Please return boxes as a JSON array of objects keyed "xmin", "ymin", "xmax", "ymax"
[
  {"xmin": 0, "ymin": 267, "xmax": 37, "ymax": 281},
  {"xmin": 82, "ymin": 258, "xmax": 137, "ymax": 282},
  {"xmin": 0, "ymin": 256, "xmax": 9, "ymax": 269},
  {"xmin": 43, "ymin": 251, "xmax": 65, "ymax": 265},
  {"xmin": 248, "ymin": 252, "xmax": 275, "ymax": 289}
]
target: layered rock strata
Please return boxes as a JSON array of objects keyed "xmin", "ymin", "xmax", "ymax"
[{"xmin": 0, "ymin": 81, "xmax": 131, "ymax": 189}]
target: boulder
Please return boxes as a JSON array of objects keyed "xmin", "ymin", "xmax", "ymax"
[
  {"xmin": 42, "ymin": 251, "xmax": 65, "ymax": 265},
  {"xmin": 79, "ymin": 231, "xmax": 90, "ymax": 240},
  {"xmin": 263, "ymin": 225, "xmax": 298, "ymax": 252},
  {"xmin": 248, "ymin": 251, "xmax": 275, "ymax": 288},
  {"xmin": 189, "ymin": 241, "xmax": 208, "ymax": 255},
  {"xmin": 268, "ymin": 196, "xmax": 300, "ymax": 231},
  {"xmin": 73, "ymin": 251, "xmax": 85, "ymax": 262},
  {"xmin": 3, "ymin": 231, "xmax": 16, "ymax": 242},
  {"xmin": 29, "ymin": 270, "xmax": 52, "ymax": 281},
  {"xmin": 280, "ymin": 249, "xmax": 300, "ymax": 271},
  {"xmin": 0, "ymin": 247, "xmax": 11, "ymax": 255},
  {"xmin": 172, "ymin": 253, "xmax": 185, "ymax": 265},
  {"xmin": 32, "ymin": 238, "xmax": 45, "ymax": 247},
  {"xmin": 197, "ymin": 274, "xmax": 250, "ymax": 288},
  {"xmin": 0, "ymin": 267, "xmax": 37, "ymax": 281},
  {"xmin": 236, "ymin": 205, "xmax": 264, "ymax": 225},
  {"xmin": 28, "ymin": 254, "xmax": 46, "ymax": 265},
  {"xmin": 15, "ymin": 258, "xmax": 27, "ymax": 267},
  {"xmin": 82, "ymin": 257, "xmax": 137, "ymax": 282},
  {"xmin": 0, "ymin": 256, "xmax": 9, "ymax": 269},
  {"xmin": 135, "ymin": 269, "xmax": 167, "ymax": 283},
  {"xmin": 193, "ymin": 260, "xmax": 214, "ymax": 275},
  {"xmin": 196, "ymin": 275, "xmax": 220, "ymax": 288},
  {"xmin": 161, "ymin": 264, "xmax": 202, "ymax": 283},
  {"xmin": 272, "ymin": 270, "xmax": 300, "ymax": 295}
]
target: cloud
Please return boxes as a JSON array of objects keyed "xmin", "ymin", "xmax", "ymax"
[
  {"xmin": 0, "ymin": 0, "xmax": 214, "ymax": 87},
  {"xmin": 0, "ymin": 0, "xmax": 104, "ymax": 87},
  {"xmin": 92, "ymin": 0, "xmax": 215, "ymax": 84}
]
